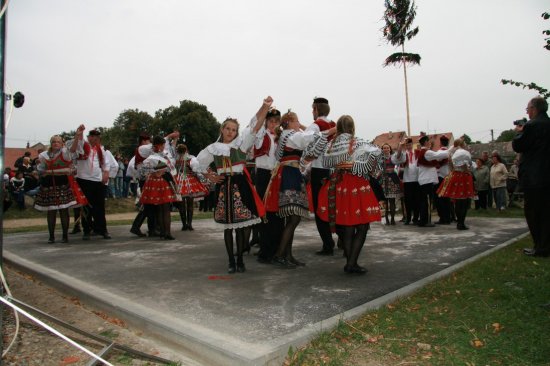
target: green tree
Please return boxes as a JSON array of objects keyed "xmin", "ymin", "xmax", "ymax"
[
  {"xmin": 382, "ymin": 0, "xmax": 421, "ymax": 136},
  {"xmin": 154, "ymin": 100, "xmax": 220, "ymax": 155},
  {"xmin": 461, "ymin": 134, "xmax": 473, "ymax": 145},
  {"xmin": 496, "ymin": 129, "xmax": 516, "ymax": 142},
  {"xmin": 501, "ymin": 12, "xmax": 550, "ymax": 99},
  {"xmin": 103, "ymin": 109, "xmax": 156, "ymax": 158}
]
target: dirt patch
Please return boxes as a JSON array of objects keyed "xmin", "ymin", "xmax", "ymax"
[{"xmin": 1, "ymin": 265, "xmax": 184, "ymax": 365}]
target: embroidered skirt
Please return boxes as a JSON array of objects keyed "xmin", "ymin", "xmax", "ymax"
[
  {"xmin": 140, "ymin": 175, "xmax": 177, "ymax": 205},
  {"xmin": 34, "ymin": 175, "xmax": 82, "ymax": 211},
  {"xmin": 317, "ymin": 171, "xmax": 381, "ymax": 229},
  {"xmin": 214, "ymin": 173, "xmax": 263, "ymax": 229},
  {"xmin": 380, "ymin": 173, "xmax": 402, "ymax": 199},
  {"xmin": 264, "ymin": 164, "xmax": 310, "ymax": 218},
  {"xmin": 437, "ymin": 171, "xmax": 475, "ymax": 199},
  {"xmin": 176, "ymin": 173, "xmax": 209, "ymax": 198}
]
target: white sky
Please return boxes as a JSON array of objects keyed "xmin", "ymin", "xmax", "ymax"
[{"xmin": 5, "ymin": 0, "xmax": 550, "ymax": 148}]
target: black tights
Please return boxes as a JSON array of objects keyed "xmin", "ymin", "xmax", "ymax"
[
  {"xmin": 157, "ymin": 203, "xmax": 172, "ymax": 237},
  {"xmin": 48, "ymin": 209, "xmax": 69, "ymax": 240},
  {"xmin": 338, "ymin": 224, "xmax": 369, "ymax": 267},
  {"xmin": 385, "ymin": 198, "xmax": 396, "ymax": 223},
  {"xmin": 455, "ymin": 199, "xmax": 470, "ymax": 227},
  {"xmin": 275, "ymin": 215, "xmax": 301, "ymax": 258},
  {"xmin": 224, "ymin": 227, "xmax": 251, "ymax": 265},
  {"xmin": 178, "ymin": 197, "xmax": 194, "ymax": 228}
]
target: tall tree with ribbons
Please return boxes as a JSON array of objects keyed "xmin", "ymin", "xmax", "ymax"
[{"xmin": 382, "ymin": 0, "xmax": 421, "ymax": 136}]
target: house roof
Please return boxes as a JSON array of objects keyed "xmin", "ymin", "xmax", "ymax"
[
  {"xmin": 371, "ymin": 131, "xmax": 407, "ymax": 150},
  {"xmin": 4, "ymin": 147, "xmax": 43, "ymax": 171},
  {"xmin": 372, "ymin": 131, "xmax": 454, "ymax": 150}
]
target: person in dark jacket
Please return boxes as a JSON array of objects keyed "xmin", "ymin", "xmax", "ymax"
[{"xmin": 512, "ymin": 96, "xmax": 550, "ymax": 257}]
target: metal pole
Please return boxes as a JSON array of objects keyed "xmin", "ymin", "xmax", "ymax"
[{"xmin": 0, "ymin": 1, "xmax": 7, "ymax": 363}]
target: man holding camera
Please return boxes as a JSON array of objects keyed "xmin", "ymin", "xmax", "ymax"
[{"xmin": 512, "ymin": 96, "xmax": 550, "ymax": 257}]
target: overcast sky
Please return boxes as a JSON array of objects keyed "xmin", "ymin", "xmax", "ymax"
[{"xmin": 5, "ymin": 0, "xmax": 550, "ymax": 148}]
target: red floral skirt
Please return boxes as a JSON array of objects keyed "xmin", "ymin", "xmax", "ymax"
[
  {"xmin": 176, "ymin": 174, "xmax": 209, "ymax": 198},
  {"xmin": 437, "ymin": 171, "xmax": 475, "ymax": 199},
  {"xmin": 317, "ymin": 172, "xmax": 381, "ymax": 228},
  {"xmin": 140, "ymin": 176, "xmax": 177, "ymax": 205}
]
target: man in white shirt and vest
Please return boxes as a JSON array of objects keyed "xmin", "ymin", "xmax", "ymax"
[
  {"xmin": 76, "ymin": 129, "xmax": 111, "ymax": 240},
  {"xmin": 306, "ymin": 97, "xmax": 336, "ymax": 255}
]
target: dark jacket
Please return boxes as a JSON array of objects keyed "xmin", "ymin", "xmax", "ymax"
[{"xmin": 512, "ymin": 112, "xmax": 550, "ymax": 190}]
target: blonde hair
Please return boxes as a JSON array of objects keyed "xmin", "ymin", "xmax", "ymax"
[
  {"xmin": 219, "ymin": 118, "xmax": 239, "ymax": 142},
  {"xmin": 48, "ymin": 135, "xmax": 64, "ymax": 154},
  {"xmin": 336, "ymin": 115, "xmax": 355, "ymax": 136}
]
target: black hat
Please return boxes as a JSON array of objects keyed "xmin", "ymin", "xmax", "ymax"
[
  {"xmin": 266, "ymin": 108, "xmax": 281, "ymax": 119},
  {"xmin": 88, "ymin": 129, "xmax": 101, "ymax": 136},
  {"xmin": 152, "ymin": 136, "xmax": 165, "ymax": 145},
  {"xmin": 313, "ymin": 97, "xmax": 329, "ymax": 104},
  {"xmin": 419, "ymin": 135, "xmax": 429, "ymax": 145},
  {"xmin": 138, "ymin": 132, "xmax": 151, "ymax": 143}
]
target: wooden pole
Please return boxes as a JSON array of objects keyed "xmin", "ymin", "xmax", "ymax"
[{"xmin": 402, "ymin": 44, "xmax": 411, "ymax": 136}]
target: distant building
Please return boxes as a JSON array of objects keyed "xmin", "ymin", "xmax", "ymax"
[
  {"xmin": 4, "ymin": 145, "xmax": 45, "ymax": 171},
  {"xmin": 468, "ymin": 142, "xmax": 517, "ymax": 165},
  {"xmin": 372, "ymin": 131, "xmax": 454, "ymax": 151}
]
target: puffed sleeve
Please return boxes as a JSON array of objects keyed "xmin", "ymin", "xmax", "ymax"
[{"xmin": 195, "ymin": 145, "xmax": 215, "ymax": 173}]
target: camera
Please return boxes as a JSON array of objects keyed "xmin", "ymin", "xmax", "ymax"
[{"xmin": 513, "ymin": 118, "xmax": 527, "ymax": 126}]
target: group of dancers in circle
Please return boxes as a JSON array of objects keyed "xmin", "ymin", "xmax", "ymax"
[{"xmin": 33, "ymin": 96, "xmax": 476, "ymax": 274}]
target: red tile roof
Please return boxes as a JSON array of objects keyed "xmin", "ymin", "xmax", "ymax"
[{"xmin": 4, "ymin": 147, "xmax": 43, "ymax": 171}]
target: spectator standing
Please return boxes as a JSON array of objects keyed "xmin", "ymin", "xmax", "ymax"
[
  {"xmin": 473, "ymin": 158, "xmax": 490, "ymax": 210},
  {"xmin": 513, "ymin": 96, "xmax": 550, "ymax": 257},
  {"xmin": 489, "ymin": 152, "xmax": 508, "ymax": 211}
]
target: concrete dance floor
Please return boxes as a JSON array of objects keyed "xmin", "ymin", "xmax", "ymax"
[{"xmin": 4, "ymin": 217, "xmax": 528, "ymax": 365}]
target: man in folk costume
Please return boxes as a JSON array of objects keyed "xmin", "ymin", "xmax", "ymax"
[
  {"xmin": 305, "ymin": 97, "xmax": 337, "ymax": 255},
  {"xmin": 76, "ymin": 129, "xmax": 111, "ymax": 240},
  {"xmin": 415, "ymin": 134, "xmax": 449, "ymax": 227},
  {"xmin": 250, "ymin": 105, "xmax": 283, "ymax": 263},
  {"xmin": 434, "ymin": 135, "xmax": 451, "ymax": 225},
  {"xmin": 393, "ymin": 137, "xmax": 420, "ymax": 225}
]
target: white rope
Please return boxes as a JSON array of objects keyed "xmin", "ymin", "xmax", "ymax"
[
  {"xmin": 0, "ymin": 0, "xmax": 9, "ymax": 20},
  {"xmin": 0, "ymin": 296, "xmax": 114, "ymax": 366},
  {"xmin": 0, "ymin": 266, "xmax": 20, "ymax": 358}
]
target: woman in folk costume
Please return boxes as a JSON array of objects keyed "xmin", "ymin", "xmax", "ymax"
[
  {"xmin": 140, "ymin": 135, "xmax": 179, "ymax": 240},
  {"xmin": 34, "ymin": 124, "xmax": 88, "ymax": 243},
  {"xmin": 195, "ymin": 102, "xmax": 267, "ymax": 274},
  {"xmin": 315, "ymin": 115, "xmax": 383, "ymax": 274},
  {"xmin": 174, "ymin": 143, "xmax": 208, "ymax": 231},
  {"xmin": 264, "ymin": 111, "xmax": 335, "ymax": 268},
  {"xmin": 380, "ymin": 143, "xmax": 402, "ymax": 225},
  {"xmin": 436, "ymin": 138, "xmax": 474, "ymax": 230}
]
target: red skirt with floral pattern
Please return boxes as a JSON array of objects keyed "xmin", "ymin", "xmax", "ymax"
[
  {"xmin": 437, "ymin": 171, "xmax": 475, "ymax": 199},
  {"xmin": 140, "ymin": 176, "xmax": 177, "ymax": 205},
  {"xmin": 317, "ymin": 172, "xmax": 381, "ymax": 226},
  {"xmin": 176, "ymin": 174, "xmax": 209, "ymax": 198}
]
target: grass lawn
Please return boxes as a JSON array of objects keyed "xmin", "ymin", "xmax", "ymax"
[{"xmin": 286, "ymin": 236, "xmax": 550, "ymax": 366}]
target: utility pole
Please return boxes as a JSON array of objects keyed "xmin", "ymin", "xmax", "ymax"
[
  {"xmin": 0, "ymin": 0, "xmax": 7, "ymax": 362},
  {"xmin": 490, "ymin": 129, "xmax": 494, "ymax": 142}
]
